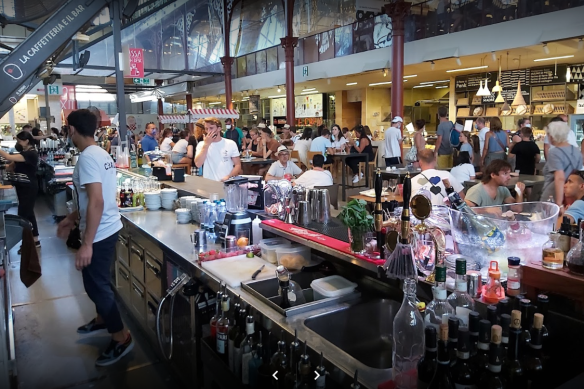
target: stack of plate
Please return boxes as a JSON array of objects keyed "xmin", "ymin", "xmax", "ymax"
[
  {"xmin": 144, "ymin": 192, "xmax": 161, "ymax": 210},
  {"xmin": 175, "ymin": 208, "xmax": 191, "ymax": 224},
  {"xmin": 161, "ymin": 188, "xmax": 178, "ymax": 210},
  {"xmin": 190, "ymin": 198, "xmax": 203, "ymax": 221},
  {"xmin": 180, "ymin": 196, "xmax": 197, "ymax": 208}
]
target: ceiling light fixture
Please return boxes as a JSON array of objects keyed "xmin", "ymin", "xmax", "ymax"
[
  {"xmin": 420, "ymin": 80, "xmax": 450, "ymax": 85},
  {"xmin": 209, "ymin": 102, "xmax": 223, "ymax": 105},
  {"xmin": 543, "ymin": 43, "xmax": 550, "ymax": 54},
  {"xmin": 491, "ymin": 51, "xmax": 497, "ymax": 62},
  {"xmin": 346, "ymin": 82, "xmax": 358, "ymax": 86},
  {"xmin": 302, "ymin": 88, "xmax": 315, "ymax": 92},
  {"xmin": 435, "ymin": 86, "xmax": 448, "ymax": 89},
  {"xmin": 476, "ymin": 80, "xmax": 487, "ymax": 96},
  {"xmin": 403, "ymin": 75, "xmax": 417, "ymax": 78},
  {"xmin": 300, "ymin": 90, "xmax": 319, "ymax": 95},
  {"xmin": 579, "ymin": 38, "xmax": 584, "ymax": 50},
  {"xmin": 456, "ymin": 57, "xmax": 462, "ymax": 66},
  {"xmin": 446, "ymin": 65, "xmax": 488, "ymax": 73},
  {"xmin": 268, "ymin": 94, "xmax": 287, "ymax": 98},
  {"xmin": 495, "ymin": 90, "xmax": 505, "ymax": 103},
  {"xmin": 413, "ymin": 85, "xmax": 433, "ymax": 88},
  {"xmin": 430, "ymin": 61, "xmax": 435, "ymax": 70},
  {"xmin": 369, "ymin": 81, "xmax": 392, "ymax": 86},
  {"xmin": 533, "ymin": 55, "xmax": 574, "ymax": 62},
  {"xmin": 512, "ymin": 81, "xmax": 526, "ymax": 106},
  {"xmin": 383, "ymin": 68, "xmax": 387, "ymax": 77},
  {"xmin": 277, "ymin": 85, "xmax": 281, "ymax": 92},
  {"xmin": 567, "ymin": 66, "xmax": 571, "ymax": 82},
  {"xmin": 483, "ymin": 79, "xmax": 491, "ymax": 96}
]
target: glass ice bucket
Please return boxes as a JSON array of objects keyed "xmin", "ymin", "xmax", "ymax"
[{"xmin": 448, "ymin": 201, "xmax": 559, "ymax": 271}]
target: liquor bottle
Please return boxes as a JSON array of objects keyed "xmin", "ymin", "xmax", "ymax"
[
  {"xmin": 271, "ymin": 332, "xmax": 288, "ymax": 387},
  {"xmin": 428, "ymin": 323, "xmax": 454, "ymax": 389},
  {"xmin": 446, "ymin": 190, "xmax": 505, "ymax": 254},
  {"xmin": 137, "ymin": 143, "xmax": 143, "ymax": 166},
  {"xmin": 425, "ymin": 265, "xmax": 455, "ymax": 328},
  {"xmin": 486, "ymin": 305, "xmax": 498, "ymax": 327},
  {"xmin": 315, "ymin": 352, "xmax": 327, "ymax": 389},
  {"xmin": 447, "ymin": 258, "xmax": 475, "ymax": 327},
  {"xmin": 566, "ymin": 219, "xmax": 584, "ymax": 275},
  {"xmin": 478, "ymin": 325, "xmax": 504, "ymax": 389},
  {"xmin": 451, "ymin": 327, "xmax": 478, "ymax": 389},
  {"xmin": 290, "ymin": 329, "xmax": 301, "ymax": 365},
  {"xmin": 236, "ymin": 314, "xmax": 254, "ymax": 380},
  {"xmin": 393, "ymin": 278, "xmax": 425, "ymax": 389},
  {"xmin": 248, "ymin": 331, "xmax": 264, "ymax": 388},
  {"xmin": 284, "ymin": 344, "xmax": 298, "ymax": 389},
  {"xmin": 210, "ymin": 288, "xmax": 223, "ymax": 344},
  {"xmin": 499, "ymin": 314, "xmax": 511, "ymax": 354},
  {"xmin": 257, "ymin": 332, "xmax": 273, "ymax": 388},
  {"xmin": 502, "ymin": 310, "xmax": 526, "ymax": 388},
  {"xmin": 470, "ymin": 320, "xmax": 491, "ymax": 375},
  {"xmin": 216, "ymin": 308, "xmax": 229, "ymax": 361},
  {"xmin": 228, "ymin": 298, "xmax": 242, "ymax": 373},
  {"xmin": 468, "ymin": 311, "xmax": 480, "ymax": 358},
  {"xmin": 542, "ymin": 232, "xmax": 564, "ymax": 270},
  {"xmin": 417, "ymin": 326, "xmax": 438, "ymax": 389},
  {"xmin": 298, "ymin": 342, "xmax": 312, "ymax": 388},
  {"xmin": 447, "ymin": 316, "xmax": 459, "ymax": 367},
  {"xmin": 524, "ymin": 313, "xmax": 545, "ymax": 389},
  {"xmin": 557, "ymin": 216, "xmax": 572, "ymax": 255},
  {"xmin": 536, "ymin": 294, "xmax": 550, "ymax": 348}
]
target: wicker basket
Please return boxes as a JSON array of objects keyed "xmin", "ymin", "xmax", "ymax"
[
  {"xmin": 533, "ymin": 104, "xmax": 575, "ymax": 115},
  {"xmin": 532, "ymin": 89, "xmax": 575, "ymax": 102}
]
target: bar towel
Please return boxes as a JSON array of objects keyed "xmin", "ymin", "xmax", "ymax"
[{"xmin": 20, "ymin": 227, "xmax": 41, "ymax": 288}]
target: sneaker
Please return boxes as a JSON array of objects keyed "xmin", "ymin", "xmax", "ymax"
[
  {"xmin": 360, "ymin": 172, "xmax": 364, "ymax": 179},
  {"xmin": 77, "ymin": 318, "xmax": 107, "ymax": 334},
  {"xmin": 352, "ymin": 175, "xmax": 359, "ymax": 184},
  {"xmin": 95, "ymin": 333, "xmax": 134, "ymax": 367}
]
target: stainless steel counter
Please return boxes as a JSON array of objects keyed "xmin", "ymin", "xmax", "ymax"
[
  {"xmin": 121, "ymin": 210, "xmax": 392, "ymax": 388},
  {"xmin": 123, "ymin": 169, "xmax": 226, "ymax": 199}
]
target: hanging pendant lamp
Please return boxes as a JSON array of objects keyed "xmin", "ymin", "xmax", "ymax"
[
  {"xmin": 511, "ymin": 80, "xmax": 526, "ymax": 106},
  {"xmin": 476, "ymin": 80, "xmax": 486, "ymax": 96},
  {"xmin": 492, "ymin": 79, "xmax": 501, "ymax": 92},
  {"xmin": 495, "ymin": 90, "xmax": 505, "ymax": 103},
  {"xmin": 483, "ymin": 79, "xmax": 491, "ymax": 96}
]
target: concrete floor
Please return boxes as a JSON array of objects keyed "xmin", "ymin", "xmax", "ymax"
[{"xmin": 7, "ymin": 199, "xmax": 181, "ymax": 389}]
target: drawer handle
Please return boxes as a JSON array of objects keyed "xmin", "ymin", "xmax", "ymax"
[
  {"xmin": 132, "ymin": 282, "xmax": 144, "ymax": 297},
  {"xmin": 118, "ymin": 236, "xmax": 127, "ymax": 246},
  {"xmin": 146, "ymin": 260, "xmax": 160, "ymax": 277},
  {"xmin": 147, "ymin": 299, "xmax": 159, "ymax": 314},
  {"xmin": 118, "ymin": 268, "xmax": 129, "ymax": 281},
  {"xmin": 131, "ymin": 247, "xmax": 143, "ymax": 258}
]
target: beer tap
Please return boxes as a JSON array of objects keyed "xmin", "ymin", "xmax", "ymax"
[{"xmin": 374, "ymin": 168, "xmax": 384, "ymax": 259}]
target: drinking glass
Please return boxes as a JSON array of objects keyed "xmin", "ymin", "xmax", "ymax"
[{"xmin": 387, "ymin": 178, "xmax": 398, "ymax": 195}]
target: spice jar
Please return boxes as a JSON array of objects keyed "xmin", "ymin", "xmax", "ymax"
[{"xmin": 507, "ymin": 257, "xmax": 521, "ymax": 296}]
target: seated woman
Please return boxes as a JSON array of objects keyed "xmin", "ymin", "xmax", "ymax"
[
  {"xmin": 171, "ymin": 130, "xmax": 191, "ymax": 164},
  {"xmin": 293, "ymin": 128, "xmax": 313, "ymax": 168},
  {"xmin": 450, "ymin": 151, "xmax": 476, "ymax": 184},
  {"xmin": 159, "ymin": 128, "xmax": 175, "ymax": 152},
  {"xmin": 346, "ymin": 126, "xmax": 374, "ymax": 184}
]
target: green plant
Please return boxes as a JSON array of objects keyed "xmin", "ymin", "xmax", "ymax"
[{"xmin": 338, "ymin": 199, "xmax": 373, "ymax": 230}]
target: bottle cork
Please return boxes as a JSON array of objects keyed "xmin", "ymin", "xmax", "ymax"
[
  {"xmin": 533, "ymin": 313, "xmax": 544, "ymax": 329},
  {"xmin": 440, "ymin": 323, "xmax": 449, "ymax": 341},
  {"xmin": 491, "ymin": 325, "xmax": 502, "ymax": 344},
  {"xmin": 511, "ymin": 310, "xmax": 522, "ymax": 329}
]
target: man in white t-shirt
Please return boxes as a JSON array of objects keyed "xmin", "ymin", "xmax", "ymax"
[
  {"xmin": 476, "ymin": 117, "xmax": 490, "ymax": 156},
  {"xmin": 57, "ymin": 109, "xmax": 132, "ymax": 367},
  {"xmin": 266, "ymin": 145, "xmax": 303, "ymax": 181},
  {"xmin": 195, "ymin": 117, "xmax": 242, "ymax": 181},
  {"xmin": 411, "ymin": 149, "xmax": 465, "ymax": 206},
  {"xmin": 294, "ymin": 154, "xmax": 333, "ymax": 188},
  {"xmin": 543, "ymin": 115, "xmax": 577, "ymax": 161},
  {"xmin": 384, "ymin": 116, "xmax": 403, "ymax": 166}
]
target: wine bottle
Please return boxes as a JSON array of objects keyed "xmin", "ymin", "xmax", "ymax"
[
  {"xmin": 536, "ymin": 294, "xmax": 550, "ymax": 348},
  {"xmin": 284, "ymin": 344, "xmax": 297, "ymax": 389},
  {"xmin": 502, "ymin": 310, "xmax": 526, "ymax": 388},
  {"xmin": 486, "ymin": 305, "xmax": 498, "ymax": 327},
  {"xmin": 470, "ymin": 320, "xmax": 491, "ymax": 375},
  {"xmin": 428, "ymin": 323, "xmax": 454, "ymax": 389},
  {"xmin": 518, "ymin": 299, "xmax": 532, "ymax": 356},
  {"xmin": 271, "ymin": 331, "xmax": 288, "ymax": 387},
  {"xmin": 524, "ymin": 313, "xmax": 545, "ymax": 389},
  {"xmin": 478, "ymin": 325, "xmax": 504, "ymax": 389},
  {"xmin": 216, "ymin": 308, "xmax": 229, "ymax": 361},
  {"xmin": 298, "ymin": 341, "xmax": 312, "ymax": 388},
  {"xmin": 447, "ymin": 316, "xmax": 459, "ymax": 367},
  {"xmin": 497, "ymin": 298, "xmax": 510, "ymax": 318},
  {"xmin": 468, "ymin": 311, "xmax": 480, "ymax": 358},
  {"xmin": 228, "ymin": 298, "xmax": 242, "ymax": 372},
  {"xmin": 248, "ymin": 331, "xmax": 264, "ymax": 388},
  {"xmin": 499, "ymin": 314, "xmax": 511, "ymax": 355},
  {"xmin": 447, "ymin": 258, "xmax": 475, "ymax": 327},
  {"xmin": 258, "ymin": 332, "xmax": 273, "ymax": 388},
  {"xmin": 210, "ymin": 289, "xmax": 223, "ymax": 344},
  {"xmin": 417, "ymin": 326, "xmax": 438, "ymax": 389},
  {"xmin": 451, "ymin": 327, "xmax": 478, "ymax": 388},
  {"xmin": 239, "ymin": 315, "xmax": 255, "ymax": 382},
  {"xmin": 315, "ymin": 352, "xmax": 327, "ymax": 389},
  {"xmin": 425, "ymin": 265, "xmax": 455, "ymax": 328}
]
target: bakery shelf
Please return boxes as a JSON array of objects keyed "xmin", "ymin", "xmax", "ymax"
[{"xmin": 531, "ymin": 89, "xmax": 575, "ymax": 102}]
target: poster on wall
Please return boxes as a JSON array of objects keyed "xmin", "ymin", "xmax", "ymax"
[
  {"xmin": 295, "ymin": 94, "xmax": 323, "ymax": 118},
  {"xmin": 249, "ymin": 95, "xmax": 260, "ymax": 114},
  {"xmin": 271, "ymin": 98, "xmax": 286, "ymax": 117}
]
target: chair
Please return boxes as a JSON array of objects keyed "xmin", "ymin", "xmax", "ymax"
[
  {"xmin": 358, "ymin": 146, "xmax": 379, "ymax": 184},
  {"xmin": 314, "ymin": 184, "xmax": 340, "ymax": 210},
  {"xmin": 172, "ymin": 163, "xmax": 192, "ymax": 175},
  {"xmin": 307, "ymin": 151, "xmax": 332, "ymax": 172},
  {"xmin": 290, "ymin": 150, "xmax": 304, "ymax": 170}
]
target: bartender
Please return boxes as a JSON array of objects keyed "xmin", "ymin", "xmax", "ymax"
[{"xmin": 265, "ymin": 146, "xmax": 302, "ymax": 181}]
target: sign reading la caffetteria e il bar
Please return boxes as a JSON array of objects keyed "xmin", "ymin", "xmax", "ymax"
[{"xmin": 0, "ymin": 0, "xmax": 108, "ymax": 107}]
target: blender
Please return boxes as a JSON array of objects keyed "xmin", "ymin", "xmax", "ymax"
[{"xmin": 218, "ymin": 176, "xmax": 252, "ymax": 246}]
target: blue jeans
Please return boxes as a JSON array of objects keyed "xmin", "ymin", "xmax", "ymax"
[{"xmin": 81, "ymin": 232, "xmax": 124, "ymax": 334}]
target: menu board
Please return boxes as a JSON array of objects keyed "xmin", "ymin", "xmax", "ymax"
[
  {"xmin": 295, "ymin": 94, "xmax": 323, "ymax": 118},
  {"xmin": 249, "ymin": 95, "xmax": 260, "ymax": 114},
  {"xmin": 530, "ymin": 65, "xmax": 567, "ymax": 85},
  {"xmin": 271, "ymin": 98, "xmax": 287, "ymax": 117}
]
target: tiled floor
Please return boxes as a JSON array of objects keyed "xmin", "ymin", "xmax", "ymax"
[{"xmin": 7, "ymin": 199, "xmax": 181, "ymax": 389}]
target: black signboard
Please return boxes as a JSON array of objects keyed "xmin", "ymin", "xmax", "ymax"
[
  {"xmin": 531, "ymin": 65, "xmax": 567, "ymax": 85},
  {"xmin": 455, "ymin": 76, "xmax": 467, "ymax": 92}
]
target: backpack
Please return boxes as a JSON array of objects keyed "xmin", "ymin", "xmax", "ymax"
[{"xmin": 449, "ymin": 121, "xmax": 461, "ymax": 148}]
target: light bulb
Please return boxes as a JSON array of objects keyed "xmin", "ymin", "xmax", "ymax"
[
  {"xmin": 430, "ymin": 61, "xmax": 435, "ymax": 70},
  {"xmin": 491, "ymin": 51, "xmax": 497, "ymax": 62},
  {"xmin": 277, "ymin": 87, "xmax": 281, "ymax": 92},
  {"xmin": 383, "ymin": 68, "xmax": 387, "ymax": 77},
  {"xmin": 543, "ymin": 44, "xmax": 549, "ymax": 54},
  {"xmin": 456, "ymin": 57, "xmax": 462, "ymax": 66}
]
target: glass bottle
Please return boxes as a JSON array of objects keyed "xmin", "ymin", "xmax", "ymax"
[
  {"xmin": 478, "ymin": 325, "xmax": 504, "ymax": 389},
  {"xmin": 298, "ymin": 341, "xmax": 312, "ymax": 388},
  {"xmin": 240, "ymin": 316, "xmax": 256, "ymax": 385},
  {"xmin": 566, "ymin": 220, "xmax": 584, "ymax": 275},
  {"xmin": 542, "ymin": 232, "xmax": 564, "ymax": 270},
  {"xmin": 209, "ymin": 289, "xmax": 223, "ymax": 345},
  {"xmin": 393, "ymin": 278, "xmax": 425, "ymax": 389},
  {"xmin": 425, "ymin": 265, "xmax": 455, "ymax": 328},
  {"xmin": 518, "ymin": 299, "xmax": 533, "ymax": 357},
  {"xmin": 557, "ymin": 216, "xmax": 572, "ymax": 255},
  {"xmin": 258, "ymin": 332, "xmax": 274, "ymax": 388},
  {"xmin": 536, "ymin": 294, "xmax": 550, "ymax": 348},
  {"xmin": 486, "ymin": 305, "xmax": 498, "ymax": 327},
  {"xmin": 234, "ymin": 310, "xmax": 251, "ymax": 379},
  {"xmin": 228, "ymin": 298, "xmax": 241, "ymax": 373},
  {"xmin": 570, "ymin": 219, "xmax": 581, "ymax": 249},
  {"xmin": 216, "ymin": 308, "xmax": 229, "ymax": 361},
  {"xmin": 447, "ymin": 316, "xmax": 459, "ymax": 367},
  {"xmin": 451, "ymin": 328, "xmax": 478, "ymax": 389},
  {"xmin": 482, "ymin": 261, "xmax": 505, "ymax": 305},
  {"xmin": 499, "ymin": 314, "xmax": 511, "ymax": 354},
  {"xmin": 284, "ymin": 344, "xmax": 298, "ymax": 389},
  {"xmin": 315, "ymin": 352, "xmax": 327, "ymax": 389},
  {"xmin": 417, "ymin": 326, "xmax": 438, "ymax": 389},
  {"xmin": 248, "ymin": 331, "xmax": 264, "ymax": 388},
  {"xmin": 428, "ymin": 323, "xmax": 454, "ymax": 389},
  {"xmin": 502, "ymin": 310, "xmax": 526, "ymax": 388},
  {"xmin": 506, "ymin": 257, "xmax": 521, "ymax": 297},
  {"xmin": 468, "ymin": 311, "xmax": 480, "ymax": 358},
  {"xmin": 470, "ymin": 320, "xmax": 491, "ymax": 376},
  {"xmin": 524, "ymin": 313, "xmax": 546, "ymax": 389},
  {"xmin": 447, "ymin": 258, "xmax": 475, "ymax": 327},
  {"xmin": 497, "ymin": 298, "xmax": 510, "ymax": 317}
]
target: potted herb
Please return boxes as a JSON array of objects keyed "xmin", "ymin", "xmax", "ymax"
[{"xmin": 338, "ymin": 199, "xmax": 373, "ymax": 253}]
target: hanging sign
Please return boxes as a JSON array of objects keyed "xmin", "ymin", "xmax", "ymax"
[{"xmin": 125, "ymin": 48, "xmax": 144, "ymax": 78}]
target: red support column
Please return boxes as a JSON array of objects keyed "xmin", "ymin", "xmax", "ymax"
[
  {"xmin": 156, "ymin": 79, "xmax": 164, "ymax": 132},
  {"xmin": 281, "ymin": 0, "xmax": 297, "ymax": 126},
  {"xmin": 385, "ymin": 1, "xmax": 411, "ymax": 127},
  {"xmin": 221, "ymin": 56, "xmax": 234, "ymax": 110},
  {"xmin": 186, "ymin": 93, "xmax": 194, "ymax": 133}
]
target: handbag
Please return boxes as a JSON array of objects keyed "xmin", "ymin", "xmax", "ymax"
[{"xmin": 405, "ymin": 144, "xmax": 418, "ymax": 162}]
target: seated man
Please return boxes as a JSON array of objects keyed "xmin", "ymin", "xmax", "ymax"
[
  {"xmin": 465, "ymin": 159, "xmax": 525, "ymax": 212},
  {"xmin": 560, "ymin": 170, "xmax": 584, "ymax": 228},
  {"xmin": 411, "ymin": 149, "xmax": 465, "ymax": 206},
  {"xmin": 265, "ymin": 145, "xmax": 303, "ymax": 181},
  {"xmin": 294, "ymin": 154, "xmax": 333, "ymax": 188}
]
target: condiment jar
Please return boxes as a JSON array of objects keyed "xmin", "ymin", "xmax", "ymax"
[
  {"xmin": 506, "ymin": 257, "xmax": 521, "ymax": 296},
  {"xmin": 542, "ymin": 232, "xmax": 564, "ymax": 270},
  {"xmin": 482, "ymin": 261, "xmax": 505, "ymax": 304}
]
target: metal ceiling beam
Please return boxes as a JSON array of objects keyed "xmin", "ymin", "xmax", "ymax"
[{"xmin": 55, "ymin": 63, "xmax": 223, "ymax": 76}]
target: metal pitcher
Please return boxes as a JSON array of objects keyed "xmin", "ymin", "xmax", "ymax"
[
  {"xmin": 307, "ymin": 189, "xmax": 319, "ymax": 221},
  {"xmin": 317, "ymin": 189, "xmax": 331, "ymax": 224}
]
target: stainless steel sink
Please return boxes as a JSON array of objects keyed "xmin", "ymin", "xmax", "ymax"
[{"xmin": 303, "ymin": 299, "xmax": 401, "ymax": 369}]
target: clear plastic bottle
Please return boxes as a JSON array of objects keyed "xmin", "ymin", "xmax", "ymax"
[
  {"xmin": 425, "ymin": 265, "xmax": 455, "ymax": 328},
  {"xmin": 217, "ymin": 201, "xmax": 226, "ymax": 224},
  {"xmin": 447, "ymin": 258, "xmax": 475, "ymax": 327},
  {"xmin": 393, "ymin": 278, "xmax": 425, "ymax": 389}
]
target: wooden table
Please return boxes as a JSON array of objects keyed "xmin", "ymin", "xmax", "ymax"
[
  {"xmin": 380, "ymin": 168, "xmax": 421, "ymax": 183},
  {"xmin": 240, "ymin": 157, "xmax": 274, "ymax": 175},
  {"xmin": 348, "ymin": 192, "xmax": 403, "ymax": 204},
  {"xmin": 328, "ymin": 153, "xmax": 370, "ymax": 202},
  {"xmin": 464, "ymin": 174, "xmax": 545, "ymax": 190}
]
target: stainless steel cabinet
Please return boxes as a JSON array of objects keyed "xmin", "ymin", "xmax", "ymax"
[
  {"xmin": 144, "ymin": 251, "xmax": 162, "ymax": 300},
  {"xmin": 129, "ymin": 242, "xmax": 145, "ymax": 284},
  {"xmin": 115, "ymin": 262, "xmax": 131, "ymax": 308},
  {"xmin": 130, "ymin": 276, "xmax": 146, "ymax": 324}
]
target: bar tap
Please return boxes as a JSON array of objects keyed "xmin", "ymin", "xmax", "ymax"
[{"xmin": 374, "ymin": 168, "xmax": 384, "ymax": 259}]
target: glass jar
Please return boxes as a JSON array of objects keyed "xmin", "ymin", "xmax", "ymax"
[
  {"xmin": 542, "ymin": 232, "xmax": 564, "ymax": 270},
  {"xmin": 566, "ymin": 221, "xmax": 584, "ymax": 276},
  {"xmin": 507, "ymin": 256, "xmax": 521, "ymax": 296}
]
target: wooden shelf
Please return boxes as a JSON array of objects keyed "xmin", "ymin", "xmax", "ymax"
[{"xmin": 522, "ymin": 261, "xmax": 584, "ymax": 303}]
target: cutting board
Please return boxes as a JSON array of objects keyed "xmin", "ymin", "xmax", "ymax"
[{"xmin": 201, "ymin": 255, "xmax": 277, "ymax": 287}]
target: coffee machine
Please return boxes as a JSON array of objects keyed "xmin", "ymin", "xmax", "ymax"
[{"xmin": 218, "ymin": 176, "xmax": 252, "ymax": 246}]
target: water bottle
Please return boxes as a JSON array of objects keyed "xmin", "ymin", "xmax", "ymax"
[
  {"xmin": 217, "ymin": 201, "xmax": 226, "ymax": 223},
  {"xmin": 201, "ymin": 201, "xmax": 209, "ymax": 227},
  {"xmin": 207, "ymin": 203, "xmax": 218, "ymax": 240}
]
